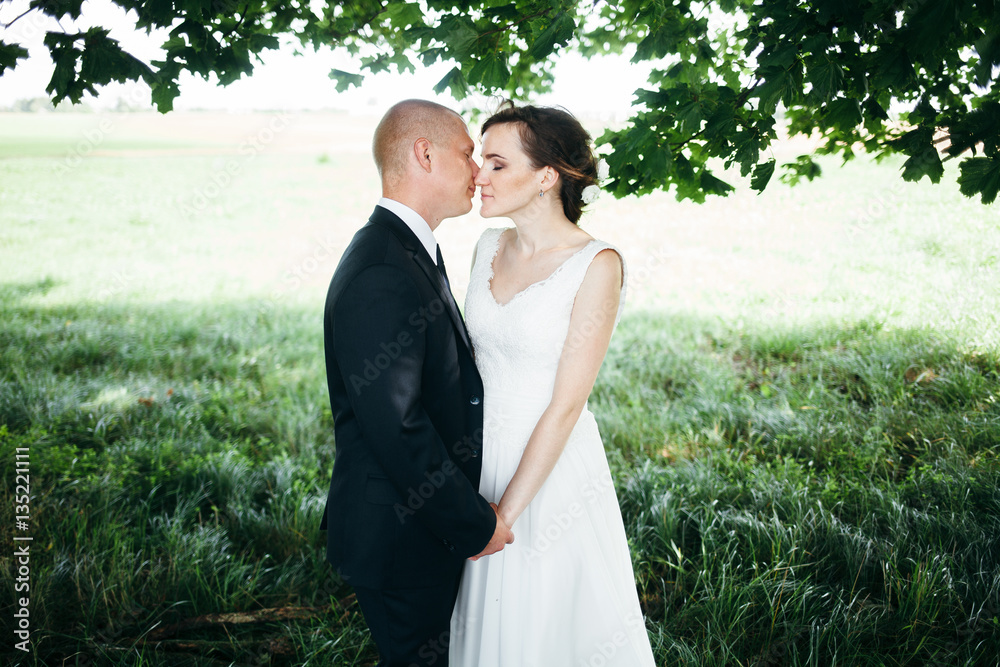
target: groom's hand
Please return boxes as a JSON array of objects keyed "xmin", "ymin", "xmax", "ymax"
[{"xmin": 469, "ymin": 503, "xmax": 514, "ymax": 561}]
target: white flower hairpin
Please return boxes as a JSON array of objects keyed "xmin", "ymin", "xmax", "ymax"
[{"xmin": 581, "ymin": 157, "xmax": 610, "ymax": 205}]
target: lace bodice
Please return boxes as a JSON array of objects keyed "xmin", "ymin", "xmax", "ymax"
[{"xmin": 464, "ymin": 227, "xmax": 627, "ymax": 400}]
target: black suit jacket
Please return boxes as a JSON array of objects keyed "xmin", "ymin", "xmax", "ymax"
[{"xmin": 319, "ymin": 206, "xmax": 496, "ymax": 590}]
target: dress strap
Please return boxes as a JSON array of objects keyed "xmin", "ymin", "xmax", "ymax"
[
  {"xmin": 560, "ymin": 240, "xmax": 628, "ymax": 328},
  {"xmin": 472, "ymin": 227, "xmax": 505, "ymax": 280}
]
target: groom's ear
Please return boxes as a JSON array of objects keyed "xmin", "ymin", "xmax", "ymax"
[{"xmin": 413, "ymin": 138, "xmax": 433, "ymax": 174}]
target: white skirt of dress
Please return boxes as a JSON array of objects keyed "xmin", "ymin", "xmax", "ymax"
[{"xmin": 449, "ymin": 387, "xmax": 656, "ymax": 667}]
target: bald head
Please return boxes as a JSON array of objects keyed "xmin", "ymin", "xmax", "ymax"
[{"xmin": 372, "ymin": 99, "xmax": 466, "ymax": 186}]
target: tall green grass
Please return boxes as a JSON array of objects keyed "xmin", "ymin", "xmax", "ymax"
[
  {"xmin": 1, "ymin": 284, "xmax": 998, "ymax": 665},
  {"xmin": 601, "ymin": 315, "xmax": 1000, "ymax": 666}
]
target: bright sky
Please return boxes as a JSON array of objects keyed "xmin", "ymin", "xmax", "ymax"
[{"xmin": 0, "ymin": 0, "xmax": 651, "ymax": 118}]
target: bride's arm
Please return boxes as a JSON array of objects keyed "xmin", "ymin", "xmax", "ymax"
[{"xmin": 496, "ymin": 248, "xmax": 623, "ymax": 527}]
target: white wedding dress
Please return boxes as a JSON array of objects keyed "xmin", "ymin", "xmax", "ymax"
[{"xmin": 449, "ymin": 227, "xmax": 656, "ymax": 667}]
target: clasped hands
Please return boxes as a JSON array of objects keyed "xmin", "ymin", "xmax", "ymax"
[{"xmin": 469, "ymin": 503, "xmax": 514, "ymax": 561}]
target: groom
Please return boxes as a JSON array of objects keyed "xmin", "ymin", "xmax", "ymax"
[{"xmin": 320, "ymin": 99, "xmax": 514, "ymax": 666}]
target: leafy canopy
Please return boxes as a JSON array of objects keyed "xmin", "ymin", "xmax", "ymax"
[{"xmin": 3, "ymin": 0, "xmax": 999, "ymax": 203}]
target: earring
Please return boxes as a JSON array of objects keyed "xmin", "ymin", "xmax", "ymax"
[{"xmin": 538, "ymin": 190, "xmax": 544, "ymax": 197}]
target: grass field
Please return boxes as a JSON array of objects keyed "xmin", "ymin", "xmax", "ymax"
[{"xmin": 1, "ymin": 110, "xmax": 999, "ymax": 666}]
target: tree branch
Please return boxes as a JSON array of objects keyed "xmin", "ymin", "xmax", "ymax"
[{"xmin": 2, "ymin": 7, "xmax": 35, "ymax": 29}]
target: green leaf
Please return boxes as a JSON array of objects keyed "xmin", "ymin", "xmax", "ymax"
[
  {"xmin": 756, "ymin": 69, "xmax": 795, "ymax": 113},
  {"xmin": 974, "ymin": 31, "xmax": 1000, "ymax": 87},
  {"xmin": 468, "ymin": 53, "xmax": 510, "ymax": 90},
  {"xmin": 901, "ymin": 149, "xmax": 944, "ymax": 184},
  {"xmin": 31, "ymin": 0, "xmax": 85, "ymax": 20},
  {"xmin": 807, "ymin": 58, "xmax": 844, "ymax": 102},
  {"xmin": 419, "ymin": 47, "xmax": 446, "ymax": 67},
  {"xmin": 329, "ymin": 68, "xmax": 364, "ymax": 92},
  {"xmin": 0, "ymin": 41, "xmax": 30, "ymax": 76},
  {"xmin": 699, "ymin": 170, "xmax": 734, "ymax": 196},
  {"xmin": 485, "ymin": 3, "xmax": 520, "ymax": 21},
  {"xmin": 383, "ymin": 2, "xmax": 424, "ymax": 30},
  {"xmin": 529, "ymin": 11, "xmax": 576, "ymax": 60},
  {"xmin": 433, "ymin": 66, "xmax": 469, "ymax": 99},
  {"xmin": 77, "ymin": 29, "xmax": 154, "ymax": 88},
  {"xmin": 644, "ymin": 146, "xmax": 671, "ymax": 184},
  {"xmin": 759, "ymin": 42, "xmax": 797, "ymax": 70},
  {"xmin": 697, "ymin": 39, "xmax": 717, "ymax": 61},
  {"xmin": 873, "ymin": 44, "xmax": 915, "ymax": 88},
  {"xmin": 44, "ymin": 33, "xmax": 90, "ymax": 104},
  {"xmin": 732, "ymin": 129, "xmax": 762, "ymax": 176},
  {"xmin": 443, "ymin": 19, "xmax": 478, "ymax": 59},
  {"xmin": 863, "ymin": 96, "xmax": 889, "ymax": 131},
  {"xmin": 957, "ymin": 157, "xmax": 1000, "ymax": 205},
  {"xmin": 750, "ymin": 159, "xmax": 776, "ymax": 193},
  {"xmin": 676, "ymin": 99, "xmax": 703, "ymax": 134},
  {"xmin": 634, "ymin": 26, "xmax": 671, "ymax": 62},
  {"xmin": 823, "ymin": 98, "xmax": 863, "ymax": 131},
  {"xmin": 780, "ymin": 155, "xmax": 822, "ymax": 185},
  {"xmin": 150, "ymin": 79, "xmax": 178, "ymax": 113},
  {"xmin": 704, "ymin": 104, "xmax": 737, "ymax": 140}
]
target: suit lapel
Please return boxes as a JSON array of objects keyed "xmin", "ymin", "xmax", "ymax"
[{"xmin": 368, "ymin": 208, "xmax": 474, "ymax": 354}]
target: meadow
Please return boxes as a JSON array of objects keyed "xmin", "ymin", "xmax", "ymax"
[{"xmin": 1, "ymin": 109, "xmax": 999, "ymax": 666}]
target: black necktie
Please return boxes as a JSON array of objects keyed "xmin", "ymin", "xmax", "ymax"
[{"xmin": 435, "ymin": 244, "xmax": 451, "ymax": 291}]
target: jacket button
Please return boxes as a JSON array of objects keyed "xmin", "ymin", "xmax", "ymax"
[
  {"xmin": 470, "ymin": 396, "xmax": 481, "ymax": 405},
  {"xmin": 471, "ymin": 450, "xmax": 480, "ymax": 458}
]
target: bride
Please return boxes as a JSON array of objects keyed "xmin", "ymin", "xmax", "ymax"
[{"xmin": 450, "ymin": 102, "xmax": 657, "ymax": 666}]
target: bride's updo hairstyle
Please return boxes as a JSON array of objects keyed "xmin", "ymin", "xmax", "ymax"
[{"xmin": 481, "ymin": 100, "xmax": 599, "ymax": 225}]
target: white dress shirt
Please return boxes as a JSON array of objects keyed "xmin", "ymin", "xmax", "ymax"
[{"xmin": 377, "ymin": 197, "xmax": 438, "ymax": 265}]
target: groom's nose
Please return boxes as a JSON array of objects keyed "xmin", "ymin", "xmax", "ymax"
[{"xmin": 470, "ymin": 158, "xmax": 480, "ymax": 180}]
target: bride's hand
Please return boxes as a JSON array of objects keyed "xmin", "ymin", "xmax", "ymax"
[
  {"xmin": 469, "ymin": 503, "xmax": 514, "ymax": 561},
  {"xmin": 496, "ymin": 502, "xmax": 518, "ymax": 531}
]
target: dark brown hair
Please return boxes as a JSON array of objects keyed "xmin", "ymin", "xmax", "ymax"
[{"xmin": 481, "ymin": 101, "xmax": 598, "ymax": 224}]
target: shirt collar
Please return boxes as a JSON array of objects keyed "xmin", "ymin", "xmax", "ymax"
[{"xmin": 377, "ymin": 197, "xmax": 438, "ymax": 265}]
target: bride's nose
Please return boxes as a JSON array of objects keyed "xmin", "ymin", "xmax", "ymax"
[{"xmin": 474, "ymin": 168, "xmax": 488, "ymax": 186}]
